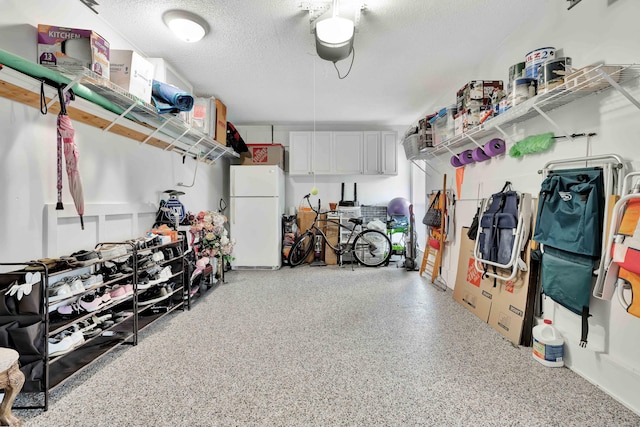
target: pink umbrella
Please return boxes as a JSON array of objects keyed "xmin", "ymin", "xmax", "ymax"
[{"xmin": 58, "ymin": 93, "xmax": 85, "ymax": 229}]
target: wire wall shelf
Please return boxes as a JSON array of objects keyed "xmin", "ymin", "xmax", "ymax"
[
  {"xmin": 56, "ymin": 67, "xmax": 237, "ymax": 163},
  {"xmin": 407, "ymin": 63, "xmax": 640, "ymax": 161},
  {"xmin": 0, "ymin": 64, "xmax": 237, "ymax": 164}
]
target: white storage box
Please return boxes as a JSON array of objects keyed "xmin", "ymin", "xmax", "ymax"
[
  {"xmin": 338, "ymin": 207, "xmax": 361, "ymax": 218},
  {"xmin": 191, "ymin": 97, "xmax": 217, "ymax": 137},
  {"xmin": 109, "ymin": 50, "xmax": 155, "ymax": 103}
]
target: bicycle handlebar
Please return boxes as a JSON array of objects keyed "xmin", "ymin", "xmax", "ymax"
[{"xmin": 303, "ymin": 194, "xmax": 321, "ymax": 214}]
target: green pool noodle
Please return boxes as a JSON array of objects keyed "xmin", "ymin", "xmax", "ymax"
[
  {"xmin": 0, "ymin": 47, "xmax": 126, "ymax": 116},
  {"xmin": 509, "ymin": 132, "xmax": 555, "ymax": 158}
]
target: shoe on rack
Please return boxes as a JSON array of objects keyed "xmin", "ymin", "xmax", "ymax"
[
  {"xmin": 48, "ymin": 283, "xmax": 73, "ymax": 302},
  {"xmin": 117, "ymin": 264, "xmax": 134, "ymax": 274},
  {"xmin": 151, "ymin": 251, "xmax": 165, "ymax": 263},
  {"xmin": 69, "ymin": 250, "xmax": 100, "ymax": 265},
  {"xmin": 69, "ymin": 278, "xmax": 85, "ymax": 295},
  {"xmin": 96, "ymin": 289, "xmax": 111, "ymax": 305},
  {"xmin": 147, "ymin": 266, "xmax": 173, "ymax": 286},
  {"xmin": 139, "ymin": 285, "xmax": 170, "ymax": 306},
  {"xmin": 139, "ymin": 264, "xmax": 162, "ymax": 279},
  {"xmin": 56, "ymin": 328, "xmax": 85, "ymax": 349},
  {"xmin": 109, "ymin": 284, "xmax": 134, "ymax": 301},
  {"xmin": 137, "ymin": 277, "xmax": 151, "ymax": 290},
  {"xmin": 82, "ymin": 273, "xmax": 104, "ymax": 290},
  {"xmin": 161, "ymin": 248, "xmax": 174, "ymax": 260},
  {"xmin": 101, "ymin": 262, "xmax": 124, "ymax": 282},
  {"xmin": 78, "ymin": 293, "xmax": 104, "ymax": 313},
  {"xmin": 98, "ymin": 244, "xmax": 128, "ymax": 261},
  {"xmin": 48, "ymin": 336, "xmax": 75, "ymax": 357},
  {"xmin": 82, "ymin": 327, "xmax": 102, "ymax": 338},
  {"xmin": 57, "ymin": 301, "xmax": 84, "ymax": 316}
]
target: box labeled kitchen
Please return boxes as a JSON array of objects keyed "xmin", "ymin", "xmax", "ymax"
[
  {"xmin": 240, "ymin": 144, "xmax": 285, "ymax": 170},
  {"xmin": 37, "ymin": 24, "xmax": 110, "ymax": 78},
  {"xmin": 109, "ymin": 50, "xmax": 155, "ymax": 103}
]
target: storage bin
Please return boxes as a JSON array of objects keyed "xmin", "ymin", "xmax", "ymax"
[
  {"xmin": 429, "ymin": 106, "xmax": 457, "ymax": 146},
  {"xmin": 402, "ymin": 134, "xmax": 421, "ymax": 159}
]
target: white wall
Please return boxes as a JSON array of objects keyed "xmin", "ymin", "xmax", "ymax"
[
  {"xmin": 0, "ymin": 1, "xmax": 228, "ymax": 263},
  {"xmin": 420, "ymin": 0, "xmax": 640, "ymax": 415}
]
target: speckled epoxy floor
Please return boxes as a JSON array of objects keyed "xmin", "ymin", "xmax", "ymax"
[{"xmin": 13, "ymin": 266, "xmax": 640, "ymax": 426}]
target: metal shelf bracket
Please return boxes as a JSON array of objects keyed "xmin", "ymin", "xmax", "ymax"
[
  {"xmin": 103, "ymin": 102, "xmax": 137, "ymax": 132},
  {"xmin": 45, "ymin": 74, "xmax": 83, "ymax": 110},
  {"xmin": 163, "ymin": 128, "xmax": 191, "ymax": 151},
  {"xmin": 532, "ymin": 104, "xmax": 574, "ymax": 142},
  {"xmin": 596, "ymin": 68, "xmax": 640, "ymax": 111}
]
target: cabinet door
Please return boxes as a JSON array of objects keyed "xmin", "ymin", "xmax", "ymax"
[
  {"xmin": 312, "ymin": 132, "xmax": 333, "ymax": 174},
  {"xmin": 363, "ymin": 131, "xmax": 381, "ymax": 175},
  {"xmin": 333, "ymin": 132, "xmax": 363, "ymax": 174},
  {"xmin": 381, "ymin": 131, "xmax": 398, "ymax": 175},
  {"xmin": 289, "ymin": 132, "xmax": 312, "ymax": 175}
]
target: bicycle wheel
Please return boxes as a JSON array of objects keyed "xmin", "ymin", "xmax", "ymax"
[
  {"xmin": 288, "ymin": 231, "xmax": 314, "ymax": 267},
  {"xmin": 352, "ymin": 229, "xmax": 392, "ymax": 267}
]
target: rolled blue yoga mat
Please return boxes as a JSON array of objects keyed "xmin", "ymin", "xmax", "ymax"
[{"xmin": 151, "ymin": 80, "xmax": 194, "ymax": 113}]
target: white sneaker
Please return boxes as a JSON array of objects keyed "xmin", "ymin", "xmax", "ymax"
[
  {"xmin": 69, "ymin": 278, "xmax": 85, "ymax": 295},
  {"xmin": 48, "ymin": 283, "xmax": 73, "ymax": 302},
  {"xmin": 48, "ymin": 336, "xmax": 74, "ymax": 357},
  {"xmin": 147, "ymin": 266, "xmax": 173, "ymax": 286}
]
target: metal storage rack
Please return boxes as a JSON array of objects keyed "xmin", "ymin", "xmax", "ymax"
[
  {"xmin": 406, "ymin": 63, "xmax": 640, "ymax": 162},
  {"xmin": 0, "ymin": 237, "xmax": 187, "ymax": 411}
]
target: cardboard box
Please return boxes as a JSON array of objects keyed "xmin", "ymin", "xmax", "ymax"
[
  {"xmin": 215, "ymin": 99, "xmax": 227, "ymax": 145},
  {"xmin": 240, "ymin": 144, "xmax": 285, "ymax": 170},
  {"xmin": 109, "ymin": 50, "xmax": 155, "ymax": 103},
  {"xmin": 487, "ymin": 245, "xmax": 533, "ymax": 346},
  {"xmin": 465, "ymin": 105, "xmax": 492, "ymax": 127},
  {"xmin": 296, "ymin": 211, "xmax": 325, "ymax": 263},
  {"xmin": 37, "ymin": 24, "xmax": 110, "ymax": 78},
  {"xmin": 323, "ymin": 214, "xmax": 340, "ymax": 265},
  {"xmin": 456, "ymin": 80, "xmax": 503, "ymax": 111},
  {"xmin": 324, "ymin": 215, "xmax": 340, "ymax": 265},
  {"xmin": 452, "ymin": 229, "xmax": 495, "ymax": 322}
]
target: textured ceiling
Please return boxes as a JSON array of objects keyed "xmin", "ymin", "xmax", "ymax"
[{"xmin": 94, "ymin": 0, "xmax": 545, "ymax": 126}]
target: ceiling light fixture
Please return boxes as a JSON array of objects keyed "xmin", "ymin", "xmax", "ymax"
[
  {"xmin": 315, "ymin": 0, "xmax": 354, "ymax": 63},
  {"xmin": 163, "ymin": 10, "xmax": 209, "ymax": 43}
]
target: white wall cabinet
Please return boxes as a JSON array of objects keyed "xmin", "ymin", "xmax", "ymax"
[
  {"xmin": 312, "ymin": 132, "xmax": 333, "ymax": 174},
  {"xmin": 333, "ymin": 132, "xmax": 363, "ymax": 174},
  {"xmin": 289, "ymin": 130, "xmax": 396, "ymax": 176},
  {"xmin": 363, "ymin": 131, "xmax": 398, "ymax": 175}
]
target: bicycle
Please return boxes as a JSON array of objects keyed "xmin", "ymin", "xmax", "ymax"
[{"xmin": 288, "ymin": 195, "xmax": 392, "ymax": 268}]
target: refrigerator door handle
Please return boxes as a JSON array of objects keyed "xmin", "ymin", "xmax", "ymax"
[
  {"xmin": 230, "ymin": 199, "xmax": 235, "ymax": 225},
  {"xmin": 231, "ymin": 168, "xmax": 235, "ymax": 196}
]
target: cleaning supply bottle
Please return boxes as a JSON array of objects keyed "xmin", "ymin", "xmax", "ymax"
[{"xmin": 532, "ymin": 319, "xmax": 565, "ymax": 367}]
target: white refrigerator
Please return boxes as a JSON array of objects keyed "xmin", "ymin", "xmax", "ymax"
[{"xmin": 230, "ymin": 165, "xmax": 285, "ymax": 269}]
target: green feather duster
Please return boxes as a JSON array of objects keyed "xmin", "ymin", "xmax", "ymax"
[{"xmin": 509, "ymin": 132, "xmax": 555, "ymax": 158}]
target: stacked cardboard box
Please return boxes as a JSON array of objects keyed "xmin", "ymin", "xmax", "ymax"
[
  {"xmin": 453, "ymin": 227, "xmax": 535, "ymax": 345},
  {"xmin": 240, "ymin": 144, "xmax": 285, "ymax": 170}
]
